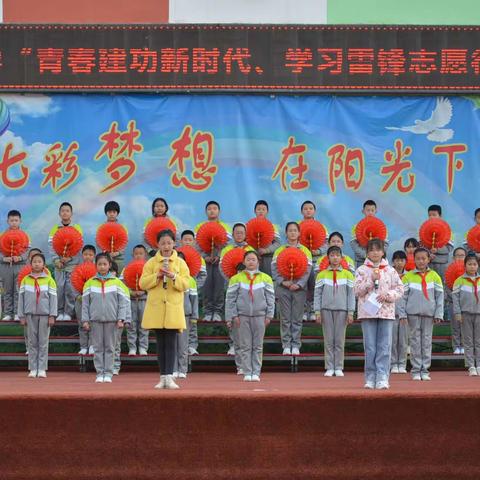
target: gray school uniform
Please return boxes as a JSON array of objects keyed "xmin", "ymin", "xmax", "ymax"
[
  {"xmin": 175, "ymin": 278, "xmax": 199, "ymax": 374},
  {"xmin": 17, "ymin": 272, "xmax": 57, "ymax": 372},
  {"xmin": 225, "ymin": 270, "xmax": 275, "ymax": 376},
  {"xmin": 259, "ymin": 226, "xmax": 281, "ymax": 278},
  {"xmin": 188, "ymin": 265, "xmax": 207, "ymax": 351},
  {"xmin": 391, "ymin": 274, "xmax": 408, "ymax": 369},
  {"xmin": 114, "ymin": 295, "xmax": 131, "ymax": 374},
  {"xmin": 430, "ymin": 241, "xmax": 453, "ymax": 282},
  {"xmin": 74, "ymin": 295, "xmax": 91, "ymax": 350},
  {"xmin": 445, "ymin": 284, "xmax": 462, "ymax": 350},
  {"xmin": 126, "ymin": 292, "xmax": 149, "ymax": 352},
  {"xmin": 82, "ymin": 276, "xmax": 129, "ymax": 377},
  {"xmin": 271, "ymin": 244, "xmax": 312, "ymax": 350}
]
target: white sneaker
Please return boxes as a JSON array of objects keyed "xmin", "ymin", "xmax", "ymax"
[
  {"xmin": 14, "ymin": 315, "xmax": 19, "ymax": 321},
  {"xmin": 364, "ymin": 381, "xmax": 375, "ymax": 389},
  {"xmin": 291, "ymin": 347, "xmax": 300, "ymax": 355},
  {"xmin": 63, "ymin": 314, "xmax": 72, "ymax": 321},
  {"xmin": 113, "ymin": 369, "xmax": 119, "ymax": 376},
  {"xmin": 128, "ymin": 348, "xmax": 137, "ymax": 356},
  {"xmin": 139, "ymin": 348, "xmax": 148, "ymax": 356},
  {"xmin": 25, "ymin": 350, "xmax": 28, "ymax": 356},
  {"xmin": 155, "ymin": 375, "xmax": 166, "ymax": 389},
  {"xmin": 468, "ymin": 367, "xmax": 478, "ymax": 376},
  {"xmin": 88, "ymin": 346, "xmax": 95, "ymax": 355},
  {"xmin": 243, "ymin": 375, "xmax": 252, "ymax": 382},
  {"xmin": 282, "ymin": 347, "xmax": 291, "ymax": 355},
  {"xmin": 251, "ymin": 374, "xmax": 260, "ymax": 382},
  {"xmin": 460, "ymin": 348, "xmax": 465, "ymax": 354},
  {"xmin": 37, "ymin": 370, "xmax": 47, "ymax": 378},
  {"xmin": 412, "ymin": 374, "xmax": 422, "ymax": 381},
  {"xmin": 188, "ymin": 347, "xmax": 199, "ymax": 355},
  {"xmin": 421, "ymin": 372, "xmax": 431, "ymax": 381},
  {"xmin": 407, "ymin": 346, "xmax": 411, "ymax": 355},
  {"xmin": 78, "ymin": 348, "xmax": 88, "ymax": 355},
  {"xmin": 28, "ymin": 370, "xmax": 37, "ymax": 378},
  {"xmin": 376, "ymin": 380, "xmax": 389, "ymax": 390},
  {"xmin": 57, "ymin": 314, "xmax": 64, "ymax": 321},
  {"xmin": 212, "ymin": 312, "xmax": 223, "ymax": 322},
  {"xmin": 203, "ymin": 313, "xmax": 212, "ymax": 321},
  {"xmin": 302, "ymin": 313, "xmax": 308, "ymax": 321},
  {"xmin": 453, "ymin": 347, "xmax": 462, "ymax": 355},
  {"xmin": 398, "ymin": 367, "xmax": 407, "ymax": 374},
  {"xmin": 477, "ymin": 367, "xmax": 480, "ymax": 376},
  {"xmin": 95, "ymin": 375, "xmax": 104, "ymax": 383},
  {"xmin": 309, "ymin": 313, "xmax": 317, "ymax": 321},
  {"xmin": 103, "ymin": 376, "xmax": 112, "ymax": 383},
  {"xmin": 172, "ymin": 371, "xmax": 179, "ymax": 378},
  {"xmin": 227, "ymin": 346, "xmax": 235, "ymax": 356},
  {"xmin": 165, "ymin": 375, "xmax": 180, "ymax": 389},
  {"xmin": 391, "ymin": 365, "xmax": 399, "ymax": 374},
  {"xmin": 237, "ymin": 369, "xmax": 244, "ymax": 375},
  {"xmin": 177, "ymin": 372, "xmax": 187, "ymax": 379},
  {"xmin": 2, "ymin": 315, "xmax": 12, "ymax": 321},
  {"xmin": 334, "ymin": 370, "xmax": 344, "ymax": 377},
  {"xmin": 324, "ymin": 370, "xmax": 334, "ymax": 377}
]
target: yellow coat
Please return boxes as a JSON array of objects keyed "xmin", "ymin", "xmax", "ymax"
[{"xmin": 139, "ymin": 250, "xmax": 190, "ymax": 330}]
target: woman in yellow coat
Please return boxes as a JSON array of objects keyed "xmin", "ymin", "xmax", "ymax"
[{"xmin": 140, "ymin": 229, "xmax": 190, "ymax": 389}]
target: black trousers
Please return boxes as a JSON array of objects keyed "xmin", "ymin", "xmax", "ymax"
[{"xmin": 154, "ymin": 329, "xmax": 177, "ymax": 375}]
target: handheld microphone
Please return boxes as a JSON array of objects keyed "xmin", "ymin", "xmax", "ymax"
[
  {"xmin": 163, "ymin": 257, "xmax": 169, "ymax": 289},
  {"xmin": 374, "ymin": 268, "xmax": 379, "ymax": 290}
]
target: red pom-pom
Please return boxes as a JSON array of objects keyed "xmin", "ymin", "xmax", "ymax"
[
  {"xmin": 445, "ymin": 261, "xmax": 465, "ymax": 290},
  {"xmin": 419, "ymin": 218, "xmax": 451, "ymax": 250},
  {"xmin": 318, "ymin": 255, "xmax": 350, "ymax": 272},
  {"xmin": 17, "ymin": 265, "xmax": 32, "ymax": 286},
  {"xmin": 405, "ymin": 254, "xmax": 416, "ymax": 271},
  {"xmin": 0, "ymin": 229, "xmax": 29, "ymax": 257},
  {"xmin": 277, "ymin": 247, "xmax": 309, "ymax": 280},
  {"xmin": 467, "ymin": 225, "xmax": 480, "ymax": 253},
  {"xmin": 71, "ymin": 262, "xmax": 97, "ymax": 294},
  {"xmin": 355, "ymin": 217, "xmax": 387, "ymax": 248},
  {"xmin": 52, "ymin": 226, "xmax": 83, "ymax": 257},
  {"xmin": 123, "ymin": 260, "xmax": 146, "ymax": 290},
  {"xmin": 221, "ymin": 247, "xmax": 246, "ymax": 279},
  {"xmin": 246, "ymin": 217, "xmax": 275, "ymax": 249},
  {"xmin": 96, "ymin": 223, "xmax": 128, "ymax": 253},
  {"xmin": 300, "ymin": 219, "xmax": 327, "ymax": 251},
  {"xmin": 176, "ymin": 245, "xmax": 202, "ymax": 277},
  {"xmin": 196, "ymin": 221, "xmax": 228, "ymax": 254},
  {"xmin": 144, "ymin": 217, "xmax": 177, "ymax": 249}
]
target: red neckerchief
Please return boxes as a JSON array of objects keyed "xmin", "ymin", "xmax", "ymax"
[
  {"xmin": 245, "ymin": 271, "xmax": 259, "ymax": 302},
  {"xmin": 332, "ymin": 269, "xmax": 338, "ymax": 289},
  {"xmin": 417, "ymin": 271, "xmax": 430, "ymax": 300},
  {"xmin": 465, "ymin": 276, "xmax": 480, "ymax": 303},
  {"xmin": 29, "ymin": 273, "xmax": 43, "ymax": 305}
]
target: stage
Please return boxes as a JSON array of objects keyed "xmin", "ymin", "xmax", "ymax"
[{"xmin": 1, "ymin": 371, "xmax": 480, "ymax": 480}]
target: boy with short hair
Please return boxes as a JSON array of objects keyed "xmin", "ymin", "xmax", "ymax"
[
  {"xmin": 463, "ymin": 208, "xmax": 480, "ymax": 259},
  {"xmin": 0, "ymin": 210, "xmax": 30, "ymax": 321},
  {"xmin": 48, "ymin": 202, "xmax": 83, "ymax": 321}
]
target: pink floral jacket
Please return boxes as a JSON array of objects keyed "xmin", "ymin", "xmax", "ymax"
[{"xmin": 354, "ymin": 258, "xmax": 404, "ymax": 320}]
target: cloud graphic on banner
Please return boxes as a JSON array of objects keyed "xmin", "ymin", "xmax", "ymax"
[
  {"xmin": 0, "ymin": 94, "xmax": 60, "ymax": 124},
  {"xmin": 386, "ymin": 97, "xmax": 454, "ymax": 143}
]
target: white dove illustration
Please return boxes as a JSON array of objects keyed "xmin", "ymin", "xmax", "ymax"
[{"xmin": 386, "ymin": 97, "xmax": 454, "ymax": 142}]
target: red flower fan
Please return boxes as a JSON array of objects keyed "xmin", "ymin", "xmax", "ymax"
[
  {"xmin": 52, "ymin": 226, "xmax": 83, "ymax": 257},
  {"xmin": 176, "ymin": 245, "xmax": 202, "ymax": 277},
  {"xmin": 196, "ymin": 221, "xmax": 228, "ymax": 254},
  {"xmin": 405, "ymin": 254, "xmax": 416, "ymax": 271},
  {"xmin": 96, "ymin": 223, "xmax": 128, "ymax": 253},
  {"xmin": 221, "ymin": 247, "xmax": 246, "ymax": 279},
  {"xmin": 17, "ymin": 265, "xmax": 32, "ymax": 286},
  {"xmin": 246, "ymin": 217, "xmax": 275, "ymax": 249},
  {"xmin": 0, "ymin": 229, "xmax": 29, "ymax": 257},
  {"xmin": 419, "ymin": 218, "xmax": 451, "ymax": 250},
  {"xmin": 445, "ymin": 261, "xmax": 465, "ymax": 290},
  {"xmin": 123, "ymin": 260, "xmax": 146, "ymax": 290},
  {"xmin": 318, "ymin": 255, "xmax": 350, "ymax": 272},
  {"xmin": 144, "ymin": 217, "xmax": 177, "ymax": 249},
  {"xmin": 355, "ymin": 217, "xmax": 387, "ymax": 248},
  {"xmin": 300, "ymin": 219, "xmax": 327, "ymax": 251},
  {"xmin": 467, "ymin": 225, "xmax": 480, "ymax": 253},
  {"xmin": 71, "ymin": 262, "xmax": 97, "ymax": 294},
  {"xmin": 277, "ymin": 247, "xmax": 308, "ymax": 281}
]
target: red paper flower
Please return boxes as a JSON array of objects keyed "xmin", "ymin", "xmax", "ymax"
[
  {"xmin": 445, "ymin": 261, "xmax": 465, "ymax": 290},
  {"xmin": 221, "ymin": 247, "xmax": 246, "ymax": 279},
  {"xmin": 277, "ymin": 247, "xmax": 308, "ymax": 280},
  {"xmin": 196, "ymin": 221, "xmax": 228, "ymax": 254},
  {"xmin": 52, "ymin": 226, "xmax": 83, "ymax": 258},
  {"xmin": 176, "ymin": 245, "xmax": 202, "ymax": 277},
  {"xmin": 96, "ymin": 223, "xmax": 128, "ymax": 253},
  {"xmin": 405, "ymin": 254, "xmax": 416, "ymax": 271},
  {"xmin": 355, "ymin": 217, "xmax": 387, "ymax": 248},
  {"xmin": 144, "ymin": 217, "xmax": 177, "ymax": 249},
  {"xmin": 71, "ymin": 262, "xmax": 97, "ymax": 294},
  {"xmin": 0, "ymin": 229, "xmax": 29, "ymax": 257},
  {"xmin": 246, "ymin": 217, "xmax": 275, "ymax": 249},
  {"xmin": 300, "ymin": 219, "xmax": 327, "ymax": 251},
  {"xmin": 419, "ymin": 218, "xmax": 451, "ymax": 250},
  {"xmin": 123, "ymin": 260, "xmax": 146, "ymax": 290},
  {"xmin": 467, "ymin": 225, "xmax": 480, "ymax": 253},
  {"xmin": 318, "ymin": 255, "xmax": 350, "ymax": 272}
]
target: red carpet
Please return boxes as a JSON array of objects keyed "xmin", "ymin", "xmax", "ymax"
[{"xmin": 1, "ymin": 371, "xmax": 480, "ymax": 480}]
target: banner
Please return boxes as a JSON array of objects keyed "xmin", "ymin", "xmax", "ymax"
[{"xmin": 0, "ymin": 93, "xmax": 478, "ymax": 257}]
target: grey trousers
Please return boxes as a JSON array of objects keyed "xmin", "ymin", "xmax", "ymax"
[
  {"xmin": 230, "ymin": 323, "xmax": 242, "ymax": 370},
  {"xmin": 91, "ymin": 321, "xmax": 116, "ymax": 376},
  {"xmin": 75, "ymin": 297, "xmax": 90, "ymax": 350},
  {"xmin": 277, "ymin": 286, "xmax": 306, "ymax": 349},
  {"xmin": 448, "ymin": 302, "xmax": 463, "ymax": 349},
  {"xmin": 114, "ymin": 326, "xmax": 123, "ymax": 372},
  {"xmin": 188, "ymin": 319, "xmax": 198, "ymax": 350},
  {"xmin": 202, "ymin": 262, "xmax": 225, "ymax": 316},
  {"xmin": 408, "ymin": 315, "xmax": 434, "ymax": 375},
  {"xmin": 321, "ymin": 309, "xmax": 347, "ymax": 371},
  {"xmin": 55, "ymin": 269, "xmax": 76, "ymax": 317},
  {"xmin": 0, "ymin": 262, "xmax": 23, "ymax": 316},
  {"xmin": 175, "ymin": 317, "xmax": 191, "ymax": 374},
  {"xmin": 127, "ymin": 299, "xmax": 149, "ymax": 351},
  {"xmin": 305, "ymin": 268, "xmax": 317, "ymax": 317},
  {"xmin": 460, "ymin": 313, "xmax": 480, "ymax": 368},
  {"xmin": 26, "ymin": 315, "xmax": 50, "ymax": 372},
  {"xmin": 391, "ymin": 317, "xmax": 408, "ymax": 368},
  {"xmin": 238, "ymin": 315, "xmax": 266, "ymax": 376}
]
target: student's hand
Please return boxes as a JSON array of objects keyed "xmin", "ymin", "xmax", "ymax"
[
  {"xmin": 312, "ymin": 249, "xmax": 321, "ymax": 256},
  {"xmin": 211, "ymin": 256, "xmax": 220, "ymax": 264},
  {"xmin": 400, "ymin": 318, "xmax": 408, "ymax": 326},
  {"xmin": 265, "ymin": 317, "xmax": 272, "ymax": 326},
  {"xmin": 455, "ymin": 314, "xmax": 462, "ymax": 323},
  {"xmin": 372, "ymin": 269, "xmax": 381, "ymax": 281},
  {"xmin": 315, "ymin": 314, "xmax": 322, "ymax": 324},
  {"xmin": 376, "ymin": 293, "xmax": 388, "ymax": 302},
  {"xmin": 226, "ymin": 320, "xmax": 232, "ymax": 330},
  {"xmin": 19, "ymin": 318, "xmax": 26, "ymax": 326},
  {"xmin": 431, "ymin": 248, "xmax": 438, "ymax": 255},
  {"xmin": 61, "ymin": 256, "xmax": 71, "ymax": 263},
  {"xmin": 3, "ymin": 257, "xmax": 11, "ymax": 263},
  {"xmin": 159, "ymin": 268, "xmax": 175, "ymax": 279},
  {"xmin": 282, "ymin": 280, "xmax": 293, "ymax": 288},
  {"xmin": 13, "ymin": 256, "xmax": 21, "ymax": 263},
  {"xmin": 54, "ymin": 259, "xmax": 63, "ymax": 269},
  {"xmin": 258, "ymin": 248, "xmax": 267, "ymax": 256},
  {"xmin": 48, "ymin": 316, "xmax": 55, "ymax": 327},
  {"xmin": 117, "ymin": 320, "xmax": 124, "ymax": 329},
  {"xmin": 347, "ymin": 314, "xmax": 354, "ymax": 324},
  {"xmin": 205, "ymin": 256, "xmax": 213, "ymax": 264},
  {"xmin": 434, "ymin": 317, "xmax": 442, "ymax": 324},
  {"xmin": 233, "ymin": 316, "xmax": 240, "ymax": 328},
  {"xmin": 110, "ymin": 251, "xmax": 119, "ymax": 258},
  {"xmin": 289, "ymin": 284, "xmax": 300, "ymax": 291},
  {"xmin": 83, "ymin": 322, "xmax": 90, "ymax": 331}
]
